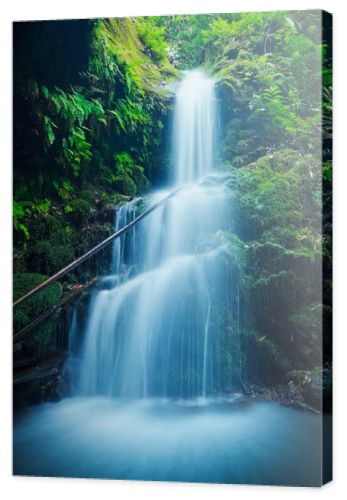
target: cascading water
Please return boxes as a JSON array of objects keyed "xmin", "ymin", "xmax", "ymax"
[
  {"xmin": 78, "ymin": 69, "xmax": 239, "ymax": 399},
  {"xmin": 13, "ymin": 70, "xmax": 323, "ymax": 485},
  {"xmin": 174, "ymin": 70, "xmax": 216, "ymax": 184}
]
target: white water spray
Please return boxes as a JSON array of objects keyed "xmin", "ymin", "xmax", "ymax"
[
  {"xmin": 78, "ymin": 70, "xmax": 238, "ymax": 399},
  {"xmin": 174, "ymin": 70, "xmax": 216, "ymax": 184}
]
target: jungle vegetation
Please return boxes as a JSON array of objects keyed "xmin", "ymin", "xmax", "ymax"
[{"xmin": 13, "ymin": 11, "xmax": 332, "ymax": 407}]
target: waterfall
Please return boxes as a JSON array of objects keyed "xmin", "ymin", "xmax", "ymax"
[
  {"xmin": 78, "ymin": 69, "xmax": 240, "ymax": 399},
  {"xmin": 111, "ymin": 198, "xmax": 138, "ymax": 276},
  {"xmin": 174, "ymin": 70, "xmax": 216, "ymax": 184}
]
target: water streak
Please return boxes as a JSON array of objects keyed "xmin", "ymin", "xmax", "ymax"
[{"xmin": 78, "ymin": 69, "xmax": 240, "ymax": 399}]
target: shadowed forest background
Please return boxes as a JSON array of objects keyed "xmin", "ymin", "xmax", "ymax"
[{"xmin": 13, "ymin": 11, "xmax": 332, "ymax": 411}]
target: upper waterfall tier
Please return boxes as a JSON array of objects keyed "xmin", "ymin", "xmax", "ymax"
[
  {"xmin": 76, "ymin": 70, "xmax": 241, "ymax": 399},
  {"xmin": 174, "ymin": 70, "xmax": 216, "ymax": 184}
]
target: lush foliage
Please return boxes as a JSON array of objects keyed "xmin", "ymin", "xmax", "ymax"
[
  {"xmin": 13, "ymin": 18, "xmax": 178, "ymax": 245},
  {"xmin": 13, "ymin": 12, "xmax": 332, "ymax": 402},
  {"xmin": 199, "ymin": 11, "xmax": 331, "ymax": 385},
  {"xmin": 155, "ymin": 11, "xmax": 331, "ymax": 386}
]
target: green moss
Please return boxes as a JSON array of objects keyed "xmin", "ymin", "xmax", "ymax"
[
  {"xmin": 50, "ymin": 227, "xmax": 73, "ymax": 246},
  {"xmin": 130, "ymin": 164, "xmax": 149, "ymax": 193},
  {"xmin": 50, "ymin": 244, "xmax": 75, "ymax": 272},
  {"xmin": 13, "ymin": 272, "xmax": 63, "ymax": 331},
  {"xmin": 99, "ymin": 192, "xmax": 131, "ymax": 206},
  {"xmin": 112, "ymin": 152, "xmax": 149, "ymax": 194},
  {"xmin": 285, "ymin": 369, "xmax": 321, "ymax": 387},
  {"xmin": 66, "ymin": 198, "xmax": 91, "ymax": 228},
  {"xmin": 24, "ymin": 314, "xmax": 60, "ymax": 356},
  {"xmin": 45, "ymin": 213, "xmax": 65, "ymax": 234},
  {"xmin": 114, "ymin": 174, "xmax": 137, "ymax": 197},
  {"xmin": 30, "ymin": 240, "xmax": 53, "ymax": 274},
  {"xmin": 29, "ymin": 240, "xmax": 75, "ymax": 275},
  {"xmin": 289, "ymin": 304, "xmax": 323, "ymax": 366},
  {"xmin": 92, "ymin": 18, "xmax": 178, "ymax": 95},
  {"xmin": 248, "ymin": 241, "xmax": 318, "ymax": 270},
  {"xmin": 285, "ymin": 368, "xmax": 323, "ymax": 407},
  {"xmin": 75, "ymin": 222, "xmax": 114, "ymax": 256},
  {"xmin": 224, "ymin": 231, "xmax": 246, "ymax": 270},
  {"xmin": 79, "ymin": 188, "xmax": 97, "ymax": 205},
  {"xmin": 270, "ymin": 149, "xmax": 302, "ymax": 172},
  {"xmin": 26, "ymin": 212, "xmax": 66, "ymax": 244},
  {"xmin": 13, "ymin": 250, "xmax": 27, "ymax": 273}
]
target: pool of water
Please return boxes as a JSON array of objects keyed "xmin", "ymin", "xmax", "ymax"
[{"xmin": 13, "ymin": 395, "xmax": 322, "ymax": 486}]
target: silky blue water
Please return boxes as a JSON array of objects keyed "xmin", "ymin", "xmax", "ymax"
[
  {"xmin": 13, "ymin": 397, "xmax": 322, "ymax": 485},
  {"xmin": 78, "ymin": 69, "xmax": 237, "ymax": 398},
  {"xmin": 13, "ymin": 70, "xmax": 323, "ymax": 485}
]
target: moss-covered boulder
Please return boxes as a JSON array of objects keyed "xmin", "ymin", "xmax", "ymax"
[
  {"xmin": 13, "ymin": 273, "xmax": 63, "ymax": 331},
  {"xmin": 14, "ymin": 273, "xmax": 64, "ymax": 358},
  {"xmin": 114, "ymin": 174, "xmax": 137, "ymax": 197},
  {"xmin": 261, "ymin": 149, "xmax": 301, "ymax": 173},
  {"xmin": 66, "ymin": 198, "xmax": 91, "ymax": 228},
  {"xmin": 29, "ymin": 240, "xmax": 53, "ymax": 274},
  {"xmin": 78, "ymin": 188, "xmax": 98, "ymax": 206},
  {"xmin": 29, "ymin": 240, "xmax": 75, "ymax": 275},
  {"xmin": 289, "ymin": 304, "xmax": 323, "ymax": 367},
  {"xmin": 130, "ymin": 164, "xmax": 149, "ymax": 193},
  {"xmin": 26, "ymin": 212, "xmax": 65, "ymax": 242},
  {"xmin": 13, "ymin": 249, "xmax": 27, "ymax": 273},
  {"xmin": 285, "ymin": 369, "xmax": 322, "ymax": 408}
]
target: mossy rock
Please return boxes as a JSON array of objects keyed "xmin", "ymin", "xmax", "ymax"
[
  {"xmin": 13, "ymin": 250, "xmax": 27, "ymax": 273},
  {"xmin": 29, "ymin": 240, "xmax": 75, "ymax": 275},
  {"xmin": 27, "ymin": 212, "xmax": 66, "ymax": 242},
  {"xmin": 25, "ymin": 213, "xmax": 50, "ymax": 242},
  {"xmin": 114, "ymin": 174, "xmax": 137, "ymax": 197},
  {"xmin": 285, "ymin": 369, "xmax": 320, "ymax": 387},
  {"xmin": 50, "ymin": 227, "xmax": 73, "ymax": 246},
  {"xmin": 29, "ymin": 240, "xmax": 53, "ymax": 274},
  {"xmin": 23, "ymin": 313, "xmax": 60, "ymax": 357},
  {"xmin": 289, "ymin": 304, "xmax": 323, "ymax": 367},
  {"xmin": 45, "ymin": 213, "xmax": 66, "ymax": 234},
  {"xmin": 66, "ymin": 198, "xmax": 91, "ymax": 228},
  {"xmin": 224, "ymin": 231, "xmax": 246, "ymax": 270},
  {"xmin": 248, "ymin": 241, "xmax": 317, "ymax": 271},
  {"xmin": 52, "ymin": 243, "xmax": 75, "ymax": 272},
  {"xmin": 285, "ymin": 369, "xmax": 322, "ymax": 407},
  {"xmin": 13, "ymin": 272, "xmax": 63, "ymax": 331},
  {"xmin": 75, "ymin": 222, "xmax": 114, "ymax": 255},
  {"xmin": 93, "ymin": 18, "xmax": 178, "ymax": 97},
  {"xmin": 79, "ymin": 188, "xmax": 97, "ymax": 205},
  {"xmin": 268, "ymin": 149, "xmax": 301, "ymax": 173},
  {"xmin": 100, "ymin": 192, "xmax": 131, "ymax": 206},
  {"xmin": 130, "ymin": 165, "xmax": 149, "ymax": 194}
]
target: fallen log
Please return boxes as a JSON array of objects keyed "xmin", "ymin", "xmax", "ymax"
[
  {"xmin": 13, "ymin": 277, "xmax": 98, "ymax": 344},
  {"xmin": 13, "ymin": 352, "xmax": 67, "ymax": 385},
  {"xmin": 13, "ymin": 357, "xmax": 40, "ymax": 369},
  {"xmin": 14, "ymin": 367, "xmax": 59, "ymax": 385}
]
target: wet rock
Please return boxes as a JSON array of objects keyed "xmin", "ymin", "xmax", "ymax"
[
  {"xmin": 284, "ymin": 380, "xmax": 305, "ymax": 404},
  {"xmin": 284, "ymin": 370, "xmax": 322, "ymax": 410}
]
